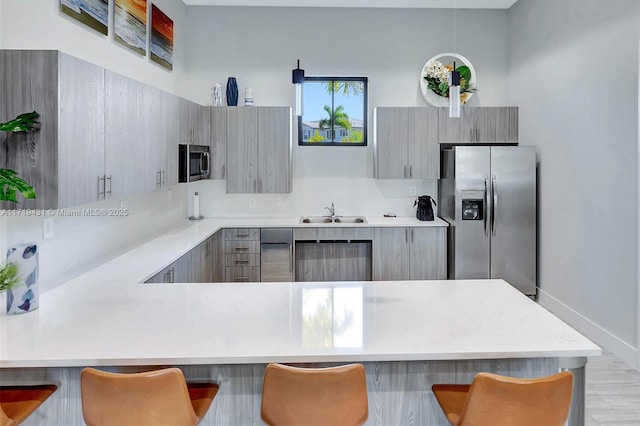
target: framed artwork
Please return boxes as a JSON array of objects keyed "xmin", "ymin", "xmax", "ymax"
[
  {"xmin": 150, "ymin": 4, "xmax": 174, "ymax": 70},
  {"xmin": 60, "ymin": 0, "xmax": 109, "ymax": 35},
  {"xmin": 114, "ymin": 0, "xmax": 147, "ymax": 56}
]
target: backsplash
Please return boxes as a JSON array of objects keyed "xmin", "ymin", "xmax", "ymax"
[
  {"xmin": 186, "ymin": 178, "xmax": 438, "ymax": 219},
  {"xmin": 1, "ymin": 185, "xmax": 188, "ymax": 292}
]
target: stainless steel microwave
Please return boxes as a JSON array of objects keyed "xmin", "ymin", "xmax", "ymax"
[{"xmin": 178, "ymin": 144, "xmax": 210, "ymax": 183}]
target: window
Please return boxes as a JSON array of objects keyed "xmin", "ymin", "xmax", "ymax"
[{"xmin": 298, "ymin": 77, "xmax": 368, "ymax": 146}]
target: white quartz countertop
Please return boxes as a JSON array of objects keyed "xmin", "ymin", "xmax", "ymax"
[
  {"xmin": 0, "ymin": 216, "xmax": 599, "ymax": 368},
  {"xmin": 0, "ymin": 278, "xmax": 599, "ymax": 368}
]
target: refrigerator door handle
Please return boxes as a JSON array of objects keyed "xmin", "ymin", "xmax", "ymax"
[
  {"xmin": 484, "ymin": 176, "xmax": 490, "ymax": 236},
  {"xmin": 492, "ymin": 175, "xmax": 498, "ymax": 236}
]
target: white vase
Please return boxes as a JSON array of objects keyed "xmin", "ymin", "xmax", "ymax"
[{"xmin": 6, "ymin": 243, "xmax": 39, "ymax": 315}]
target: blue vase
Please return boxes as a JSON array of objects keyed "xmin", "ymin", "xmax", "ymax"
[
  {"xmin": 6, "ymin": 243, "xmax": 39, "ymax": 315},
  {"xmin": 226, "ymin": 77, "xmax": 238, "ymax": 106}
]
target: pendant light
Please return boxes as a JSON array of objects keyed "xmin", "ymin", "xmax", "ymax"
[
  {"xmin": 449, "ymin": 63, "xmax": 461, "ymax": 118},
  {"xmin": 449, "ymin": 0, "xmax": 461, "ymax": 118},
  {"xmin": 292, "ymin": 59, "xmax": 305, "ymax": 116}
]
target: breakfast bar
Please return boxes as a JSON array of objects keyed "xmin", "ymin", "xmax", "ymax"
[{"xmin": 1, "ymin": 273, "xmax": 600, "ymax": 425}]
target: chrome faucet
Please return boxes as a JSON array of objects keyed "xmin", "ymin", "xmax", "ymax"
[{"xmin": 324, "ymin": 202, "xmax": 336, "ymax": 218}]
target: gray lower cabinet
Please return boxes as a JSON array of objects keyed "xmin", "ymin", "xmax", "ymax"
[
  {"xmin": 374, "ymin": 107, "xmax": 439, "ymax": 179},
  {"xmin": 145, "ymin": 250, "xmax": 192, "ymax": 283},
  {"xmin": 0, "ymin": 50, "xmax": 105, "ymax": 209},
  {"xmin": 226, "ymin": 107, "xmax": 291, "ymax": 194},
  {"xmin": 223, "ymin": 228, "xmax": 261, "ymax": 281},
  {"xmin": 295, "ymin": 242, "xmax": 372, "ymax": 282},
  {"xmin": 146, "ymin": 231, "xmax": 221, "ymax": 283},
  {"xmin": 438, "ymin": 107, "xmax": 518, "ymax": 144},
  {"xmin": 294, "ymin": 227, "xmax": 374, "ymax": 282},
  {"xmin": 373, "ymin": 227, "xmax": 446, "ymax": 280}
]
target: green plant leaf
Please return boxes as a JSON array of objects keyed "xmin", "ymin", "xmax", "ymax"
[
  {"xmin": 456, "ymin": 66, "xmax": 472, "ymax": 84},
  {"xmin": 0, "ymin": 169, "xmax": 36, "ymax": 203},
  {"xmin": 0, "ymin": 111, "xmax": 40, "ymax": 132},
  {"xmin": 0, "ymin": 262, "xmax": 21, "ymax": 292}
]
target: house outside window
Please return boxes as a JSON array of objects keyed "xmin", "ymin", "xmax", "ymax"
[{"xmin": 298, "ymin": 77, "xmax": 368, "ymax": 146}]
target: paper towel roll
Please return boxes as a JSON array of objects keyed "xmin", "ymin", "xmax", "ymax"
[
  {"xmin": 244, "ymin": 87, "xmax": 254, "ymax": 106},
  {"xmin": 193, "ymin": 192, "xmax": 200, "ymax": 218}
]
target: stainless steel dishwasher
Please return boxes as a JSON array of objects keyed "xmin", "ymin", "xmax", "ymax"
[{"xmin": 260, "ymin": 228, "xmax": 293, "ymax": 282}]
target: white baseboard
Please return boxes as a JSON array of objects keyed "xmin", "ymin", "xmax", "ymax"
[{"xmin": 537, "ymin": 289, "xmax": 639, "ymax": 369}]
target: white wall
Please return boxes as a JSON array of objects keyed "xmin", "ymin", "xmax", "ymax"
[
  {"xmin": 0, "ymin": 0, "xmax": 188, "ymax": 94},
  {"xmin": 183, "ymin": 6, "xmax": 509, "ymax": 215},
  {"xmin": 508, "ymin": 0, "xmax": 640, "ymax": 367}
]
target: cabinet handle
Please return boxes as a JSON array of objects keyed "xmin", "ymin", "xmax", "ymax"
[
  {"xmin": 235, "ymin": 260, "xmax": 249, "ymax": 264},
  {"xmin": 97, "ymin": 176, "xmax": 105, "ymax": 199},
  {"xmin": 236, "ymin": 233, "xmax": 250, "ymax": 237},
  {"xmin": 289, "ymin": 244, "xmax": 293, "ymax": 273},
  {"xmin": 156, "ymin": 170, "xmax": 161, "ymax": 188},
  {"xmin": 235, "ymin": 277, "xmax": 250, "ymax": 281},
  {"xmin": 405, "ymin": 229, "xmax": 408, "ymax": 243},
  {"xmin": 106, "ymin": 175, "xmax": 112, "ymax": 197},
  {"xmin": 411, "ymin": 229, "xmax": 414, "ymax": 243},
  {"xmin": 161, "ymin": 169, "xmax": 165, "ymax": 186},
  {"xmin": 409, "ymin": 165, "xmax": 413, "ymax": 178},
  {"xmin": 235, "ymin": 247, "xmax": 249, "ymax": 251},
  {"xmin": 476, "ymin": 128, "xmax": 479, "ymax": 142},
  {"xmin": 205, "ymin": 242, "xmax": 210, "ymax": 256}
]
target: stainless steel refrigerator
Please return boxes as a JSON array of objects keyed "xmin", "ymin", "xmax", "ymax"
[{"xmin": 439, "ymin": 146, "xmax": 537, "ymax": 296}]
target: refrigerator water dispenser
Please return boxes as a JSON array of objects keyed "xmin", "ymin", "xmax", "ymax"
[{"xmin": 461, "ymin": 191, "xmax": 484, "ymax": 221}]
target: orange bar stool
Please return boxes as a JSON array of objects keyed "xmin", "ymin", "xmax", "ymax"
[
  {"xmin": 261, "ymin": 363, "xmax": 368, "ymax": 426},
  {"xmin": 432, "ymin": 371, "xmax": 573, "ymax": 426},
  {"xmin": 0, "ymin": 384, "xmax": 57, "ymax": 426},
  {"xmin": 80, "ymin": 367, "xmax": 219, "ymax": 426}
]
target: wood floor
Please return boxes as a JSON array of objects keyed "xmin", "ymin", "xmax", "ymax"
[{"xmin": 585, "ymin": 350, "xmax": 640, "ymax": 425}]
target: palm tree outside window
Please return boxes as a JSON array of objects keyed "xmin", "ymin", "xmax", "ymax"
[{"xmin": 298, "ymin": 77, "xmax": 368, "ymax": 146}]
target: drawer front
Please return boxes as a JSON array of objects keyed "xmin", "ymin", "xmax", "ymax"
[
  {"xmin": 224, "ymin": 228, "xmax": 260, "ymax": 241},
  {"xmin": 294, "ymin": 227, "xmax": 374, "ymax": 241},
  {"xmin": 224, "ymin": 266, "xmax": 260, "ymax": 282},
  {"xmin": 224, "ymin": 240, "xmax": 260, "ymax": 254},
  {"xmin": 225, "ymin": 253, "xmax": 260, "ymax": 267}
]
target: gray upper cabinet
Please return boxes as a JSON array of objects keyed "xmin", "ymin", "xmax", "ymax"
[
  {"xmin": 0, "ymin": 50, "xmax": 105, "ymax": 209},
  {"xmin": 373, "ymin": 227, "xmax": 446, "ymax": 281},
  {"xmin": 438, "ymin": 107, "xmax": 518, "ymax": 144},
  {"xmin": 374, "ymin": 107, "xmax": 439, "ymax": 179},
  {"xmin": 104, "ymin": 70, "xmax": 140, "ymax": 198},
  {"xmin": 226, "ymin": 107, "xmax": 291, "ymax": 194},
  {"xmin": 136, "ymin": 83, "xmax": 163, "ymax": 191},
  {"xmin": 58, "ymin": 52, "xmax": 106, "ymax": 208},
  {"xmin": 258, "ymin": 107, "xmax": 292, "ymax": 193},
  {"xmin": 209, "ymin": 107, "xmax": 227, "ymax": 179},
  {"xmin": 226, "ymin": 107, "xmax": 258, "ymax": 193},
  {"xmin": 179, "ymin": 99, "xmax": 210, "ymax": 146},
  {"xmin": 160, "ymin": 91, "xmax": 179, "ymax": 187}
]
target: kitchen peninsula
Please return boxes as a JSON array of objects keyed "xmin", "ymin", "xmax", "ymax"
[{"xmin": 0, "ymin": 218, "xmax": 599, "ymax": 426}]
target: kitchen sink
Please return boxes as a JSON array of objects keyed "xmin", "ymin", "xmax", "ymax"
[
  {"xmin": 299, "ymin": 216, "xmax": 367, "ymax": 224},
  {"xmin": 333, "ymin": 216, "xmax": 367, "ymax": 223},
  {"xmin": 300, "ymin": 217, "xmax": 333, "ymax": 224}
]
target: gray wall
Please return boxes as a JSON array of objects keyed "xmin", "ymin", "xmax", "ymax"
[{"xmin": 508, "ymin": 0, "xmax": 640, "ymax": 366}]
